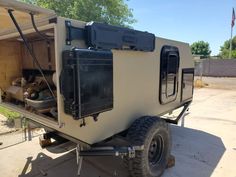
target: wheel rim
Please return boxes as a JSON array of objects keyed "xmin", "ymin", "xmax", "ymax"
[{"xmin": 148, "ymin": 134, "xmax": 164, "ymax": 166}]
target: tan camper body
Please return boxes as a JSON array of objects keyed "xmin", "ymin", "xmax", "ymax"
[{"xmin": 0, "ymin": 0, "xmax": 194, "ymax": 145}]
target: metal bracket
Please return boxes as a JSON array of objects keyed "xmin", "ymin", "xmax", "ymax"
[
  {"xmin": 127, "ymin": 147, "xmax": 136, "ymax": 158},
  {"xmin": 74, "ymin": 144, "xmax": 143, "ymax": 175},
  {"xmin": 165, "ymin": 101, "xmax": 191, "ymax": 124},
  {"xmin": 77, "ymin": 145, "xmax": 144, "ymax": 158},
  {"xmin": 65, "ymin": 20, "xmax": 85, "ymax": 45},
  {"xmin": 27, "ymin": 121, "xmax": 32, "ymax": 141}
]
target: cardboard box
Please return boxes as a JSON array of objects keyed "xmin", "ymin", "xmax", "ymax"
[{"xmin": 6, "ymin": 86, "xmax": 24, "ymax": 102}]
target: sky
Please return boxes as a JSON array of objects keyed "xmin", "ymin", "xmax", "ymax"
[{"xmin": 126, "ymin": 0, "xmax": 236, "ymax": 55}]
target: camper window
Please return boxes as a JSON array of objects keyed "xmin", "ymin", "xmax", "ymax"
[{"xmin": 160, "ymin": 45, "xmax": 179, "ymax": 104}]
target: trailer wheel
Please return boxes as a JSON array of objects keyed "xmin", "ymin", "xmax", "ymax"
[{"xmin": 126, "ymin": 116, "xmax": 171, "ymax": 177}]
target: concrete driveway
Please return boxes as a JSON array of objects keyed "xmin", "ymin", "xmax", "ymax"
[{"xmin": 0, "ymin": 87, "xmax": 236, "ymax": 177}]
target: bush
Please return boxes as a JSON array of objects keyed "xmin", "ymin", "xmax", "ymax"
[{"xmin": 0, "ymin": 106, "xmax": 20, "ymax": 121}]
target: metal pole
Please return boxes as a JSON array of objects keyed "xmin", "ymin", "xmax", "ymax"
[{"xmin": 230, "ymin": 26, "xmax": 233, "ymax": 59}]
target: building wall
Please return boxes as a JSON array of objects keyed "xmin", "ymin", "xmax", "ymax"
[{"xmin": 195, "ymin": 59, "xmax": 236, "ymax": 77}]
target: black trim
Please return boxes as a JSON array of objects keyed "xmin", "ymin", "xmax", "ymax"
[
  {"xmin": 49, "ymin": 17, "xmax": 57, "ymax": 24},
  {"xmin": 181, "ymin": 68, "xmax": 194, "ymax": 102},
  {"xmin": 181, "ymin": 68, "xmax": 194, "ymax": 73},
  {"xmin": 159, "ymin": 45, "xmax": 180, "ymax": 105}
]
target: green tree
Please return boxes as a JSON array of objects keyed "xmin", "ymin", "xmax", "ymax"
[
  {"xmin": 191, "ymin": 41, "xmax": 211, "ymax": 58},
  {"xmin": 219, "ymin": 36, "xmax": 236, "ymax": 59},
  {"xmin": 21, "ymin": 0, "xmax": 136, "ymax": 27}
]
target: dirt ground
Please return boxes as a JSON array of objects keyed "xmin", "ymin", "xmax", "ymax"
[
  {"xmin": 195, "ymin": 76, "xmax": 236, "ymax": 90},
  {"xmin": 0, "ymin": 78, "xmax": 236, "ymax": 177},
  {"xmin": 0, "ymin": 114, "xmax": 16, "ymax": 134}
]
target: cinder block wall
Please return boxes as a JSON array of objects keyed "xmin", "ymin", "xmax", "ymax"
[{"xmin": 195, "ymin": 59, "xmax": 236, "ymax": 77}]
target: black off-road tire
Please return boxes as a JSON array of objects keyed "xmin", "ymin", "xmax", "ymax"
[{"xmin": 125, "ymin": 116, "xmax": 171, "ymax": 177}]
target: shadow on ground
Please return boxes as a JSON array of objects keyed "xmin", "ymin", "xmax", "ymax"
[{"xmin": 18, "ymin": 125, "xmax": 225, "ymax": 177}]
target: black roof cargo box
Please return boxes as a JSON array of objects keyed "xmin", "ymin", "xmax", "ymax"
[{"xmin": 85, "ymin": 22, "xmax": 155, "ymax": 52}]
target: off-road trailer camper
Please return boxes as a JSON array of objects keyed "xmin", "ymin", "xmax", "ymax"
[{"xmin": 0, "ymin": 1, "xmax": 194, "ymax": 176}]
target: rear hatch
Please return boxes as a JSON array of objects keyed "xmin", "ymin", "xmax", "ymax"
[
  {"xmin": 0, "ymin": 0, "xmax": 58, "ymax": 127},
  {"xmin": 0, "ymin": 0, "xmax": 56, "ymax": 36}
]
